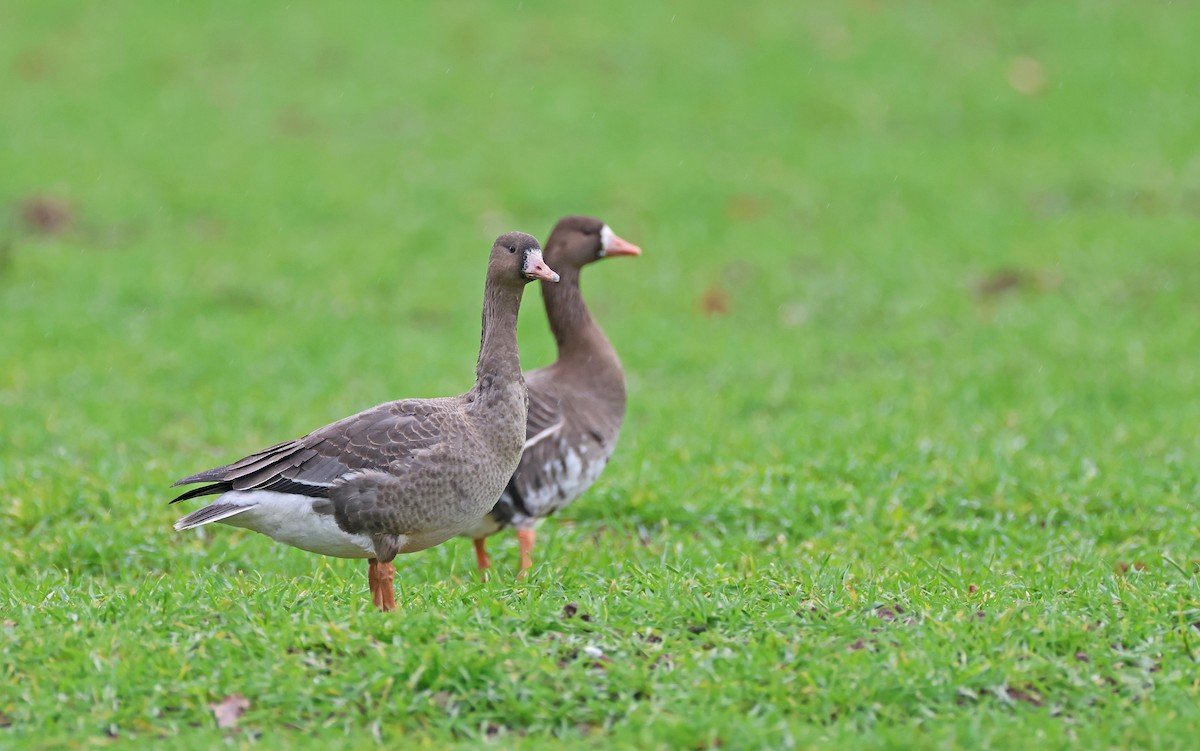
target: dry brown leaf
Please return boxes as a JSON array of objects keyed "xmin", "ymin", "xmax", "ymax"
[{"xmin": 210, "ymin": 694, "xmax": 250, "ymax": 729}]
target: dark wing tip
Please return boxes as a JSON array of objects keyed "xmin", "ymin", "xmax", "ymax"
[{"xmin": 169, "ymin": 483, "xmax": 230, "ymax": 504}]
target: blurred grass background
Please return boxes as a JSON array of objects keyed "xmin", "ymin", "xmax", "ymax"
[{"xmin": 2, "ymin": 1, "xmax": 1199, "ymax": 748}]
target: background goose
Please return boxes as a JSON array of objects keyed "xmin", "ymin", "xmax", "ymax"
[
  {"xmin": 461, "ymin": 216, "xmax": 641, "ymax": 575},
  {"xmin": 171, "ymin": 232, "xmax": 558, "ymax": 610}
]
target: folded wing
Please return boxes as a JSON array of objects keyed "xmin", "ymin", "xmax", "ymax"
[{"xmin": 171, "ymin": 398, "xmax": 456, "ymax": 503}]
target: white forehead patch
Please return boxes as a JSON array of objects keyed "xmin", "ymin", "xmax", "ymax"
[{"xmin": 600, "ymin": 224, "xmax": 616, "ymax": 254}]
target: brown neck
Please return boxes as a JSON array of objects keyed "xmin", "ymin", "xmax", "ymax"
[
  {"xmin": 543, "ymin": 265, "xmax": 617, "ymax": 364},
  {"xmin": 474, "ymin": 281, "xmax": 525, "ymax": 389}
]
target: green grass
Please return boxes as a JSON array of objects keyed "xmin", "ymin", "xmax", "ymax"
[{"xmin": 3, "ymin": 0, "xmax": 1200, "ymax": 748}]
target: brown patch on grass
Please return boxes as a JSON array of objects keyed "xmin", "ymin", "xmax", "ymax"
[
  {"xmin": 698, "ymin": 283, "xmax": 730, "ymax": 317},
  {"xmin": 1007, "ymin": 56, "xmax": 1047, "ymax": 96},
  {"xmin": 1115, "ymin": 561, "xmax": 1148, "ymax": 574},
  {"xmin": 974, "ymin": 266, "xmax": 1062, "ymax": 300},
  {"xmin": 14, "ymin": 49, "xmax": 55, "ymax": 81},
  {"xmin": 18, "ymin": 195, "xmax": 73, "ymax": 235},
  {"xmin": 975, "ymin": 268, "xmax": 1028, "ymax": 298},
  {"xmin": 276, "ymin": 105, "xmax": 319, "ymax": 137},
  {"xmin": 725, "ymin": 194, "xmax": 767, "ymax": 222}
]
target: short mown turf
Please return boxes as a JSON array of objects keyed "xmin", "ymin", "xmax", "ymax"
[{"xmin": 2, "ymin": 1, "xmax": 1199, "ymax": 748}]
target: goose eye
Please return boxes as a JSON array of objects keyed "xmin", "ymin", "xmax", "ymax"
[{"xmin": 508, "ymin": 246, "xmax": 517, "ymax": 253}]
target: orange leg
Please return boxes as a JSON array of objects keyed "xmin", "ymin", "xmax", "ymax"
[
  {"xmin": 516, "ymin": 528, "xmax": 536, "ymax": 577},
  {"xmin": 379, "ymin": 561, "xmax": 396, "ymax": 612},
  {"xmin": 367, "ymin": 558, "xmax": 382, "ymax": 610},
  {"xmin": 473, "ymin": 538, "xmax": 492, "ymax": 577}
]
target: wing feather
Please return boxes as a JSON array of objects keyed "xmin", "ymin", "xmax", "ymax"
[{"xmin": 170, "ymin": 398, "xmax": 461, "ymax": 503}]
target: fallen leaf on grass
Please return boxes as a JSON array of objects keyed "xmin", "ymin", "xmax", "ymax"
[
  {"xmin": 210, "ymin": 694, "xmax": 250, "ymax": 729},
  {"xmin": 875, "ymin": 604, "xmax": 905, "ymax": 622},
  {"xmin": 1004, "ymin": 685, "xmax": 1044, "ymax": 707}
]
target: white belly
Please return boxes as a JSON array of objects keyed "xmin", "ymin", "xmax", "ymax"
[{"xmin": 218, "ymin": 491, "xmax": 381, "ymax": 559}]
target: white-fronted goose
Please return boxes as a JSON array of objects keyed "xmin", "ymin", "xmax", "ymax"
[
  {"xmin": 171, "ymin": 232, "xmax": 559, "ymax": 610},
  {"xmin": 460, "ymin": 216, "xmax": 641, "ymax": 574}
]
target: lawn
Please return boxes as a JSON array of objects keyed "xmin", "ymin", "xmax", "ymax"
[{"xmin": 2, "ymin": 1, "xmax": 1199, "ymax": 748}]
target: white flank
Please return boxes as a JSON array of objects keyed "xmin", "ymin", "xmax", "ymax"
[
  {"xmin": 522, "ymin": 448, "xmax": 609, "ymax": 517},
  {"xmin": 183, "ymin": 490, "xmax": 379, "ymax": 559}
]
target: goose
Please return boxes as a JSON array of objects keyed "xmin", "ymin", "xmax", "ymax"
[
  {"xmin": 170, "ymin": 232, "xmax": 559, "ymax": 610},
  {"xmin": 461, "ymin": 216, "xmax": 641, "ymax": 575}
]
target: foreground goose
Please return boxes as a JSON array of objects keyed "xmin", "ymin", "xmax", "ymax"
[
  {"xmin": 171, "ymin": 232, "xmax": 558, "ymax": 610},
  {"xmin": 461, "ymin": 216, "xmax": 641, "ymax": 575}
]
